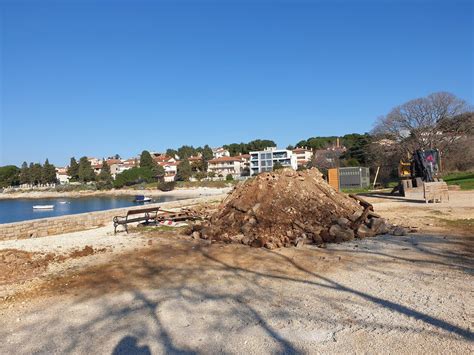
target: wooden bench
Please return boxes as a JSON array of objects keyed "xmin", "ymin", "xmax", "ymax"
[{"xmin": 113, "ymin": 207, "xmax": 160, "ymax": 233}]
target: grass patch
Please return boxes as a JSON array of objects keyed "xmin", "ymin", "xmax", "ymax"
[
  {"xmin": 442, "ymin": 171, "xmax": 474, "ymax": 190},
  {"xmin": 438, "ymin": 218, "xmax": 474, "ymax": 233},
  {"xmin": 175, "ymin": 180, "xmax": 240, "ymax": 189},
  {"xmin": 341, "ymin": 187, "xmax": 372, "ymax": 194},
  {"xmin": 428, "ymin": 210, "xmax": 448, "ymax": 216}
]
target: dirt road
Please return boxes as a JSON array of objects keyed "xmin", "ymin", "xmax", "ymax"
[{"xmin": 0, "ymin": 191, "xmax": 472, "ymax": 353}]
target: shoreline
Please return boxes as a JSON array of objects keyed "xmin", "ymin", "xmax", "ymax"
[{"xmin": 0, "ymin": 187, "xmax": 232, "ymax": 200}]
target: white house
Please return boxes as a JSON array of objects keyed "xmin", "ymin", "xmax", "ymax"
[
  {"xmin": 157, "ymin": 161, "xmax": 178, "ymax": 182},
  {"xmin": 292, "ymin": 147, "xmax": 313, "ymax": 167},
  {"xmin": 55, "ymin": 167, "xmax": 70, "ymax": 184},
  {"xmin": 249, "ymin": 147, "xmax": 298, "ymax": 175},
  {"xmin": 115, "ymin": 159, "xmax": 137, "ymax": 175},
  {"xmin": 207, "ymin": 155, "xmax": 248, "ymax": 178},
  {"xmin": 212, "ymin": 147, "xmax": 230, "ymax": 159}
]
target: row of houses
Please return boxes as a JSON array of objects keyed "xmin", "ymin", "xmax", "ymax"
[{"xmin": 55, "ymin": 146, "xmax": 328, "ymax": 183}]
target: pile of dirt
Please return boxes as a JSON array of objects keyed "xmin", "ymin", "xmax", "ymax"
[
  {"xmin": 0, "ymin": 246, "xmax": 107, "ymax": 286},
  {"xmin": 190, "ymin": 168, "xmax": 401, "ymax": 249},
  {"xmin": 0, "ymin": 249, "xmax": 54, "ymax": 286}
]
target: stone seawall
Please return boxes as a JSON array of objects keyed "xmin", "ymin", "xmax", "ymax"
[{"xmin": 0, "ymin": 196, "xmax": 222, "ymax": 241}]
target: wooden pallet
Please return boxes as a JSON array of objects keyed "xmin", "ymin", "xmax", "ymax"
[{"xmin": 423, "ymin": 182, "xmax": 449, "ymax": 203}]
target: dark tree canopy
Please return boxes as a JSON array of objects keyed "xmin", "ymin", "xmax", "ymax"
[
  {"xmin": 42, "ymin": 159, "xmax": 57, "ymax": 184},
  {"xmin": 0, "ymin": 165, "xmax": 20, "ymax": 188},
  {"xmin": 78, "ymin": 157, "xmax": 96, "ymax": 182},
  {"xmin": 177, "ymin": 159, "xmax": 192, "ymax": 181},
  {"xmin": 67, "ymin": 157, "xmax": 79, "ymax": 181},
  {"xmin": 99, "ymin": 160, "xmax": 113, "ymax": 183},
  {"xmin": 113, "ymin": 167, "xmax": 155, "ymax": 188},
  {"xmin": 224, "ymin": 139, "xmax": 276, "ymax": 156},
  {"xmin": 201, "ymin": 145, "xmax": 214, "ymax": 161},
  {"xmin": 139, "ymin": 150, "xmax": 156, "ymax": 170}
]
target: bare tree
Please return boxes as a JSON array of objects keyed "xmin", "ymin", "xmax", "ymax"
[{"xmin": 373, "ymin": 92, "xmax": 470, "ymax": 154}]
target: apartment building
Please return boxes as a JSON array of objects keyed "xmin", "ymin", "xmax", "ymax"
[
  {"xmin": 207, "ymin": 155, "xmax": 249, "ymax": 177},
  {"xmin": 292, "ymin": 147, "xmax": 313, "ymax": 167},
  {"xmin": 249, "ymin": 147, "xmax": 298, "ymax": 175}
]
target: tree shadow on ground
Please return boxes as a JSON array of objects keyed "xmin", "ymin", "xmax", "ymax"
[
  {"xmin": 1, "ymin": 234, "xmax": 473, "ymax": 353},
  {"xmin": 199, "ymin": 245, "xmax": 474, "ymax": 341}
]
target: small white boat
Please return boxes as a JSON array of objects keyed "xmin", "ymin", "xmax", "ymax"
[
  {"xmin": 134, "ymin": 195, "xmax": 152, "ymax": 203},
  {"xmin": 33, "ymin": 205, "xmax": 55, "ymax": 210},
  {"xmin": 59, "ymin": 201, "xmax": 69, "ymax": 204}
]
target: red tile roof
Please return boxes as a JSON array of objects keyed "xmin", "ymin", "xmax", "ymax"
[
  {"xmin": 209, "ymin": 156, "xmax": 244, "ymax": 163},
  {"xmin": 106, "ymin": 159, "xmax": 122, "ymax": 165},
  {"xmin": 188, "ymin": 156, "xmax": 202, "ymax": 162},
  {"xmin": 153, "ymin": 155, "xmax": 174, "ymax": 163}
]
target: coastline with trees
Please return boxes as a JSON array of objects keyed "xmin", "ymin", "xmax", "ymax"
[{"xmin": 1, "ymin": 92, "xmax": 472, "ymax": 193}]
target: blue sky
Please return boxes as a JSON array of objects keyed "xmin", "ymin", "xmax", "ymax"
[{"xmin": 1, "ymin": 0, "xmax": 472, "ymax": 166}]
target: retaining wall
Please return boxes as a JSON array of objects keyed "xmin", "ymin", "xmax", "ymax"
[{"xmin": 0, "ymin": 196, "xmax": 218, "ymax": 241}]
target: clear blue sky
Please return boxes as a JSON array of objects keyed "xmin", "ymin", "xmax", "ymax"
[{"xmin": 1, "ymin": 0, "xmax": 472, "ymax": 166}]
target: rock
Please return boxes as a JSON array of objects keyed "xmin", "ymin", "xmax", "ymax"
[
  {"xmin": 192, "ymin": 224, "xmax": 204, "ymax": 231},
  {"xmin": 241, "ymin": 223, "xmax": 254, "ymax": 236},
  {"xmin": 312, "ymin": 233, "xmax": 323, "ymax": 244},
  {"xmin": 250, "ymin": 236, "xmax": 266, "ymax": 248},
  {"xmin": 295, "ymin": 238, "xmax": 305, "ymax": 248},
  {"xmin": 392, "ymin": 226, "xmax": 408, "ymax": 236},
  {"xmin": 183, "ymin": 226, "xmax": 194, "ymax": 235},
  {"xmin": 329, "ymin": 224, "xmax": 355, "ymax": 242},
  {"xmin": 232, "ymin": 234, "xmax": 245, "ymax": 242},
  {"xmin": 320, "ymin": 229, "xmax": 335, "ymax": 243},
  {"xmin": 248, "ymin": 217, "xmax": 258, "ymax": 225},
  {"xmin": 251, "ymin": 204, "xmax": 261, "ymax": 213},
  {"xmin": 357, "ymin": 224, "xmax": 376, "ymax": 238},
  {"xmin": 349, "ymin": 210, "xmax": 363, "ymax": 222},
  {"xmin": 337, "ymin": 217, "xmax": 351, "ymax": 228},
  {"xmin": 369, "ymin": 217, "xmax": 390, "ymax": 235}
]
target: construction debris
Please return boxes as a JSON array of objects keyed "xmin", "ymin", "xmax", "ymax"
[{"xmin": 188, "ymin": 168, "xmax": 401, "ymax": 249}]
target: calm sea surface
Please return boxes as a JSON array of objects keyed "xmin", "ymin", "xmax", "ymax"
[{"xmin": 0, "ymin": 195, "xmax": 189, "ymax": 224}]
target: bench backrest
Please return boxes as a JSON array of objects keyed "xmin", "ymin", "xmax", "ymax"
[{"xmin": 127, "ymin": 207, "xmax": 160, "ymax": 216}]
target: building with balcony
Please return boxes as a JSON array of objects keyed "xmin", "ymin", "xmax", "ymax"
[
  {"xmin": 207, "ymin": 156, "xmax": 248, "ymax": 178},
  {"xmin": 292, "ymin": 147, "xmax": 314, "ymax": 167},
  {"xmin": 212, "ymin": 147, "xmax": 230, "ymax": 159},
  {"xmin": 249, "ymin": 147, "xmax": 298, "ymax": 175}
]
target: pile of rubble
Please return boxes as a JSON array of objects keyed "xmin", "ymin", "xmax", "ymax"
[{"xmin": 188, "ymin": 168, "xmax": 405, "ymax": 249}]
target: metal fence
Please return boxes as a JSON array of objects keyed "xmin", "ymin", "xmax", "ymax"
[{"xmin": 339, "ymin": 167, "xmax": 370, "ymax": 189}]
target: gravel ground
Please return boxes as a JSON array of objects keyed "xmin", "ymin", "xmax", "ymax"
[{"xmin": 0, "ymin": 191, "xmax": 472, "ymax": 354}]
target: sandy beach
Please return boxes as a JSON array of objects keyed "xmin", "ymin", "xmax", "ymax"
[{"xmin": 0, "ymin": 187, "xmax": 232, "ymax": 200}]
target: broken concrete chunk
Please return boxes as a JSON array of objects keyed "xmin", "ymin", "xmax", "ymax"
[
  {"xmin": 330, "ymin": 224, "xmax": 355, "ymax": 242},
  {"xmin": 337, "ymin": 217, "xmax": 351, "ymax": 228},
  {"xmin": 349, "ymin": 210, "xmax": 363, "ymax": 222},
  {"xmin": 391, "ymin": 226, "xmax": 408, "ymax": 236},
  {"xmin": 369, "ymin": 217, "xmax": 390, "ymax": 235},
  {"xmin": 357, "ymin": 224, "xmax": 376, "ymax": 238}
]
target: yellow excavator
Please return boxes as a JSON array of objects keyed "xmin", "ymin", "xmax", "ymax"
[{"xmin": 393, "ymin": 149, "xmax": 449, "ymax": 202}]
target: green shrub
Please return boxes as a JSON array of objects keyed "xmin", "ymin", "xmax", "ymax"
[
  {"xmin": 114, "ymin": 167, "xmax": 155, "ymax": 188},
  {"xmin": 226, "ymin": 174, "xmax": 234, "ymax": 181},
  {"xmin": 157, "ymin": 181, "xmax": 176, "ymax": 191}
]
